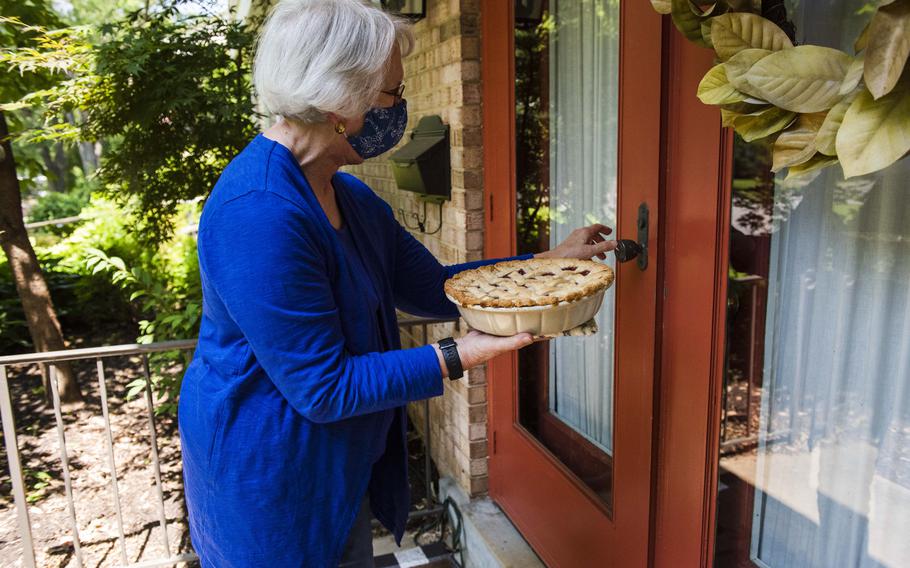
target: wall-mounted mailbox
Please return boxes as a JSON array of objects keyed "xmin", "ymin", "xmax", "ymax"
[{"xmin": 389, "ymin": 115, "xmax": 450, "ymax": 201}]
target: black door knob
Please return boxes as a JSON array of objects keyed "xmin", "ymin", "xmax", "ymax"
[{"xmin": 614, "ymin": 239, "xmax": 643, "ymax": 263}]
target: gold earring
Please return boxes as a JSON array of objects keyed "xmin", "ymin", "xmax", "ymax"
[{"xmin": 335, "ymin": 122, "xmax": 346, "ymax": 134}]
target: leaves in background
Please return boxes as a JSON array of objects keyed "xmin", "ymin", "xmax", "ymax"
[
  {"xmin": 836, "ymin": 83, "xmax": 910, "ymax": 177},
  {"xmin": 698, "ymin": 64, "xmax": 749, "ymax": 105},
  {"xmin": 840, "ymin": 55, "xmax": 866, "ymax": 96},
  {"xmin": 771, "ymin": 112, "xmax": 826, "ymax": 171},
  {"xmin": 744, "ymin": 45, "xmax": 853, "ymax": 112},
  {"xmin": 724, "ymin": 48, "xmax": 771, "ymax": 95},
  {"xmin": 671, "ymin": 0, "xmax": 713, "ymax": 47},
  {"xmin": 863, "ymin": 0, "xmax": 910, "ymax": 99},
  {"xmin": 732, "ymin": 106, "xmax": 796, "ymax": 142},
  {"xmin": 816, "ymin": 91, "xmax": 860, "ymax": 156},
  {"xmin": 785, "ymin": 153, "xmax": 839, "ymax": 180},
  {"xmin": 709, "ymin": 13, "xmax": 793, "ymax": 61},
  {"xmin": 650, "ymin": 0, "xmax": 672, "ymax": 15}
]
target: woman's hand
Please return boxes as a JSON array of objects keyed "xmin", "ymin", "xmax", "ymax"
[
  {"xmin": 535, "ymin": 223, "xmax": 616, "ymax": 261},
  {"xmin": 433, "ymin": 330, "xmax": 533, "ymax": 377}
]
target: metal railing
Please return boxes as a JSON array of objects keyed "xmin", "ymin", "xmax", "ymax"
[{"xmin": 0, "ymin": 316, "xmax": 457, "ymax": 567}]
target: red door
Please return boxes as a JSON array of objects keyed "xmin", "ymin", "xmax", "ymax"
[{"xmin": 482, "ymin": 2, "xmax": 664, "ymax": 565}]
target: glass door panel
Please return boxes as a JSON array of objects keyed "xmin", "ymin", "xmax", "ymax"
[
  {"xmin": 715, "ymin": 3, "xmax": 910, "ymax": 566},
  {"xmin": 514, "ymin": 0, "xmax": 619, "ymax": 507}
]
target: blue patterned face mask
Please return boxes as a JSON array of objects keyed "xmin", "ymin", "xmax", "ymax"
[{"xmin": 345, "ymin": 99, "xmax": 408, "ymax": 159}]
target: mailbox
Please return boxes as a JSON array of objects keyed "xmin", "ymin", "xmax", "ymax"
[{"xmin": 389, "ymin": 115, "xmax": 450, "ymax": 200}]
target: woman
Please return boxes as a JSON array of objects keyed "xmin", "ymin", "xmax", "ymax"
[{"xmin": 178, "ymin": 1, "xmax": 615, "ymax": 566}]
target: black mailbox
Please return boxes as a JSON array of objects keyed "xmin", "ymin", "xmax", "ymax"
[{"xmin": 389, "ymin": 115, "xmax": 450, "ymax": 200}]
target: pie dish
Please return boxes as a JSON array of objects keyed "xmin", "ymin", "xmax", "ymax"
[{"xmin": 444, "ymin": 258, "xmax": 615, "ymax": 336}]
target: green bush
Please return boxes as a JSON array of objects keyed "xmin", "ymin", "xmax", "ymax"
[{"xmin": 26, "ymin": 168, "xmax": 94, "ymax": 229}]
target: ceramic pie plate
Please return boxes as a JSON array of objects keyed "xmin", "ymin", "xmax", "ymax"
[
  {"xmin": 445, "ymin": 288, "xmax": 607, "ymax": 337},
  {"xmin": 443, "ymin": 258, "xmax": 614, "ymax": 337}
]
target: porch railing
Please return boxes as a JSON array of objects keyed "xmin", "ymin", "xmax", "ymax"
[{"xmin": 0, "ymin": 315, "xmax": 457, "ymax": 568}]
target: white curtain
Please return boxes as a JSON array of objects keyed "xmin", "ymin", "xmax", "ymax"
[
  {"xmin": 546, "ymin": 0, "xmax": 620, "ymax": 453},
  {"xmin": 751, "ymin": 6, "xmax": 910, "ymax": 567}
]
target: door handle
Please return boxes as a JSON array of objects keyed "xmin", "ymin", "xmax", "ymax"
[{"xmin": 614, "ymin": 202, "xmax": 648, "ymax": 271}]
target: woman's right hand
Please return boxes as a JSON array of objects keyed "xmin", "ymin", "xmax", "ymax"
[{"xmin": 433, "ymin": 330, "xmax": 534, "ymax": 378}]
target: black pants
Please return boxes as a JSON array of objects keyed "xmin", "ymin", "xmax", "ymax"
[{"xmin": 339, "ymin": 496, "xmax": 374, "ymax": 567}]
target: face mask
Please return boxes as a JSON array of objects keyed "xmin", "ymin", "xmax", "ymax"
[{"xmin": 345, "ymin": 99, "xmax": 408, "ymax": 159}]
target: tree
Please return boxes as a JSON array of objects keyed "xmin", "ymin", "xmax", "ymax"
[
  {"xmin": 5, "ymin": 5, "xmax": 259, "ymax": 243},
  {"xmin": 86, "ymin": 7, "xmax": 258, "ymax": 241},
  {"xmin": 0, "ymin": 1, "xmax": 82, "ymax": 404}
]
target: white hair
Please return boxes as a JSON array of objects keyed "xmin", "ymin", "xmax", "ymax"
[{"xmin": 253, "ymin": 0, "xmax": 413, "ymax": 124}]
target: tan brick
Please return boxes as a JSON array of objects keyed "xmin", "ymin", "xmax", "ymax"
[
  {"xmin": 468, "ymin": 403, "xmax": 487, "ymax": 424},
  {"xmin": 468, "ymin": 422, "xmax": 487, "ymax": 441},
  {"xmin": 469, "ymin": 475, "xmax": 489, "ymax": 496},
  {"xmin": 469, "ymin": 440, "xmax": 488, "ymax": 463},
  {"xmin": 469, "ymin": 457, "xmax": 488, "ymax": 477},
  {"xmin": 466, "ymin": 230, "xmax": 483, "ymax": 251},
  {"xmin": 462, "ymin": 147, "xmax": 483, "ymax": 169},
  {"xmin": 461, "ymin": 36, "xmax": 480, "ymax": 60},
  {"xmin": 464, "ymin": 250, "xmax": 484, "ymax": 263},
  {"xmin": 462, "ymin": 169, "xmax": 483, "ymax": 190},
  {"xmin": 466, "ymin": 384, "xmax": 486, "ymax": 405}
]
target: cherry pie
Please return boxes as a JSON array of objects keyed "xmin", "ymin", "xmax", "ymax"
[{"xmin": 444, "ymin": 258, "xmax": 614, "ymax": 308}]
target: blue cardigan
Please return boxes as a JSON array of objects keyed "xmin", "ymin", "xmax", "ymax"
[{"xmin": 178, "ymin": 134, "xmax": 529, "ymax": 567}]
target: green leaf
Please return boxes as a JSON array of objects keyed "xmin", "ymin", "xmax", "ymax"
[
  {"xmin": 701, "ymin": 18, "xmax": 715, "ymax": 47},
  {"xmin": 720, "ymin": 109, "xmax": 742, "ymax": 127},
  {"xmin": 697, "ymin": 64, "xmax": 748, "ymax": 104},
  {"xmin": 744, "ymin": 45, "xmax": 853, "ymax": 112},
  {"xmin": 721, "ymin": 100, "xmax": 770, "ymax": 113},
  {"xmin": 863, "ymin": 0, "xmax": 910, "ymax": 99},
  {"xmin": 109, "ymin": 256, "xmax": 127, "ymax": 272},
  {"xmin": 771, "ymin": 112, "xmax": 827, "ymax": 171},
  {"xmin": 671, "ymin": 0, "xmax": 711, "ymax": 47},
  {"xmin": 855, "ymin": 20, "xmax": 872, "ymax": 53},
  {"xmin": 651, "ymin": 0, "xmax": 672, "ymax": 14},
  {"xmin": 785, "ymin": 153, "xmax": 839, "ymax": 180},
  {"xmin": 724, "ymin": 48, "xmax": 772, "ymax": 95},
  {"xmin": 840, "ymin": 55, "xmax": 865, "ymax": 95},
  {"xmin": 733, "ymin": 106, "xmax": 797, "ymax": 141},
  {"xmin": 836, "ymin": 83, "xmax": 910, "ymax": 177},
  {"xmin": 709, "ymin": 13, "xmax": 793, "ymax": 61},
  {"xmin": 816, "ymin": 92, "xmax": 859, "ymax": 155}
]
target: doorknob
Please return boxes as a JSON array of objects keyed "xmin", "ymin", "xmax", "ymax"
[{"xmin": 613, "ymin": 203, "xmax": 648, "ymax": 271}]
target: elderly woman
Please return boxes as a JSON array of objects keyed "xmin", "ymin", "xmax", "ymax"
[{"xmin": 178, "ymin": 0, "xmax": 614, "ymax": 566}]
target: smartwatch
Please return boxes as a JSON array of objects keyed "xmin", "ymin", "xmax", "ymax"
[{"xmin": 437, "ymin": 337, "xmax": 464, "ymax": 380}]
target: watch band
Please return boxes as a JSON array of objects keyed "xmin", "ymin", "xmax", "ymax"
[{"xmin": 437, "ymin": 337, "xmax": 464, "ymax": 380}]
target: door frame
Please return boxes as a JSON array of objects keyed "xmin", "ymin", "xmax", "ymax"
[
  {"xmin": 650, "ymin": 28, "xmax": 733, "ymax": 568},
  {"xmin": 481, "ymin": 1, "xmax": 664, "ymax": 565},
  {"xmin": 481, "ymin": 3, "xmax": 732, "ymax": 566}
]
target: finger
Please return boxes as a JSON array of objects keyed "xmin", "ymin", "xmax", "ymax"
[
  {"xmin": 589, "ymin": 223, "xmax": 613, "ymax": 237},
  {"xmin": 589, "ymin": 240, "xmax": 617, "ymax": 257},
  {"xmin": 500, "ymin": 332, "xmax": 533, "ymax": 350}
]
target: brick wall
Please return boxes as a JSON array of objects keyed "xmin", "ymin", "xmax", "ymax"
[{"xmin": 344, "ymin": 0, "xmax": 490, "ymax": 497}]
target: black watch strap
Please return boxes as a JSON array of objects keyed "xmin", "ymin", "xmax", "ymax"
[{"xmin": 438, "ymin": 337, "xmax": 464, "ymax": 380}]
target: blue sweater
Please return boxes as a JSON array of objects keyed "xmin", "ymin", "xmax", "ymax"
[{"xmin": 178, "ymin": 134, "xmax": 529, "ymax": 567}]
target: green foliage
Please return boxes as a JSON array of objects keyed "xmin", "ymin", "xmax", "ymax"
[
  {"xmin": 26, "ymin": 171, "xmax": 93, "ymax": 231},
  {"xmin": 85, "ymin": 7, "xmax": 258, "ymax": 241},
  {"xmin": 514, "ymin": 14, "xmax": 552, "ymax": 255},
  {"xmin": 75, "ymin": 199, "xmax": 201, "ymax": 413},
  {"xmin": 659, "ymin": 0, "xmax": 910, "ymax": 178},
  {"xmin": 24, "ymin": 469, "xmax": 53, "ymax": 503},
  {"xmin": 0, "ymin": 17, "xmax": 96, "ymax": 144},
  {"xmin": 2, "ymin": 6, "xmax": 259, "ymax": 242},
  {"xmin": 0, "ymin": 0, "xmax": 62, "ymax": 102}
]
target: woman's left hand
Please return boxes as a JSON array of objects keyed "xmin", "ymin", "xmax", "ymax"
[{"xmin": 535, "ymin": 223, "xmax": 616, "ymax": 261}]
